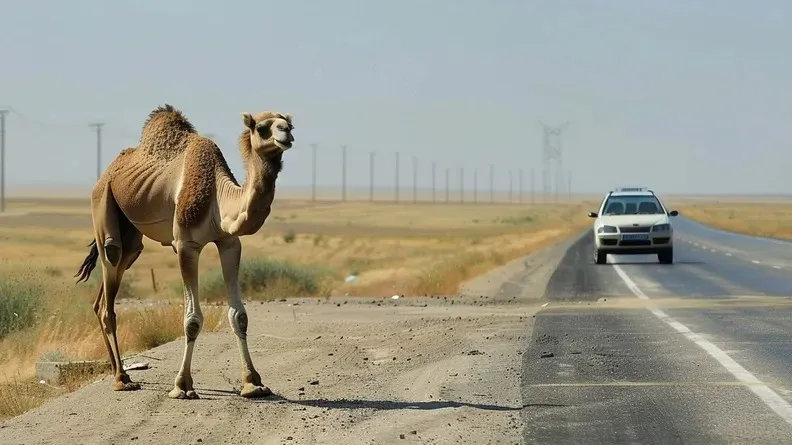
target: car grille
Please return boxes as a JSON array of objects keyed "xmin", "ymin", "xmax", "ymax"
[
  {"xmin": 620, "ymin": 240, "xmax": 652, "ymax": 246},
  {"xmin": 619, "ymin": 226, "xmax": 651, "ymax": 233}
]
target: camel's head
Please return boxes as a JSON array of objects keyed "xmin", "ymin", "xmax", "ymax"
[{"xmin": 242, "ymin": 111, "xmax": 294, "ymax": 154}]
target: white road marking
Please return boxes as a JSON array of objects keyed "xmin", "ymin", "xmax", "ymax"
[
  {"xmin": 752, "ymin": 260, "xmax": 762, "ymax": 264},
  {"xmin": 725, "ymin": 253, "xmax": 732, "ymax": 257},
  {"xmin": 611, "ymin": 263, "xmax": 792, "ymax": 425},
  {"xmin": 774, "ymin": 266, "xmax": 782, "ymax": 270}
]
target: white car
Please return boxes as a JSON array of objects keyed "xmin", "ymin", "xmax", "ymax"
[{"xmin": 588, "ymin": 187, "xmax": 678, "ymax": 265}]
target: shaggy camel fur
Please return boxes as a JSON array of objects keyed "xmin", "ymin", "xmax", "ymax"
[{"xmin": 74, "ymin": 104, "xmax": 294, "ymax": 399}]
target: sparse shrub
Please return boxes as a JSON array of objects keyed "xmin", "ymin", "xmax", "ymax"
[
  {"xmin": 0, "ymin": 277, "xmax": 43, "ymax": 339},
  {"xmin": 196, "ymin": 257, "xmax": 332, "ymax": 302},
  {"xmin": 283, "ymin": 229, "xmax": 297, "ymax": 243}
]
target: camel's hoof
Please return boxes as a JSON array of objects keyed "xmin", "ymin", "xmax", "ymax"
[
  {"xmin": 240, "ymin": 383, "xmax": 272, "ymax": 398},
  {"xmin": 168, "ymin": 388, "xmax": 200, "ymax": 399},
  {"xmin": 113, "ymin": 381, "xmax": 141, "ymax": 391}
]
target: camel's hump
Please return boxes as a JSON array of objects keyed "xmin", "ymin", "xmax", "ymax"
[
  {"xmin": 138, "ymin": 104, "xmax": 200, "ymax": 159},
  {"xmin": 142, "ymin": 104, "xmax": 196, "ymax": 135}
]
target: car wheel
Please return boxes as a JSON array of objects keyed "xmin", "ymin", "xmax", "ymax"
[
  {"xmin": 595, "ymin": 250, "xmax": 607, "ymax": 265},
  {"xmin": 658, "ymin": 249, "xmax": 673, "ymax": 264}
]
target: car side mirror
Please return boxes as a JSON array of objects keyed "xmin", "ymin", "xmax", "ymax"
[
  {"xmin": 669, "ymin": 210, "xmax": 679, "ymax": 217},
  {"xmin": 588, "ymin": 212, "xmax": 598, "ymax": 218}
]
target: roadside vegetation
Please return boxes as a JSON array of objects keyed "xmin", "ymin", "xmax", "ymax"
[{"xmin": 675, "ymin": 201, "xmax": 792, "ymax": 240}]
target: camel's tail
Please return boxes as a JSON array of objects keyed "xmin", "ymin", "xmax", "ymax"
[{"xmin": 74, "ymin": 239, "xmax": 99, "ymax": 283}]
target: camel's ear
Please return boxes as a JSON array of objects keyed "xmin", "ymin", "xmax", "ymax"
[
  {"xmin": 241, "ymin": 112, "xmax": 255, "ymax": 130},
  {"xmin": 281, "ymin": 113, "xmax": 292, "ymax": 123}
]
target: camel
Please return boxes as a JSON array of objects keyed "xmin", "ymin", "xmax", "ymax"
[{"xmin": 74, "ymin": 104, "xmax": 294, "ymax": 399}]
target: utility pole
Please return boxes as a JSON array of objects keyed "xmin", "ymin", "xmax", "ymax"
[
  {"xmin": 394, "ymin": 152, "xmax": 400, "ymax": 203},
  {"xmin": 431, "ymin": 161, "xmax": 437, "ymax": 204},
  {"xmin": 473, "ymin": 168, "xmax": 478, "ymax": 204},
  {"xmin": 0, "ymin": 109, "xmax": 7, "ymax": 213},
  {"xmin": 89, "ymin": 123, "xmax": 104, "ymax": 181},
  {"xmin": 341, "ymin": 145, "xmax": 347, "ymax": 202},
  {"xmin": 518, "ymin": 169, "xmax": 523, "ymax": 204},
  {"xmin": 568, "ymin": 170, "xmax": 572, "ymax": 201},
  {"xmin": 412, "ymin": 156, "xmax": 418, "ymax": 204},
  {"xmin": 489, "ymin": 164, "xmax": 494, "ymax": 204},
  {"xmin": 530, "ymin": 168, "xmax": 535, "ymax": 204},
  {"xmin": 459, "ymin": 167, "xmax": 464, "ymax": 204},
  {"xmin": 369, "ymin": 151, "xmax": 375, "ymax": 202},
  {"xmin": 444, "ymin": 168, "xmax": 450, "ymax": 203},
  {"xmin": 509, "ymin": 171, "xmax": 513, "ymax": 203},
  {"xmin": 310, "ymin": 143, "xmax": 318, "ymax": 202}
]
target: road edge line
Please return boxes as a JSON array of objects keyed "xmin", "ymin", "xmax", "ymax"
[{"xmin": 611, "ymin": 263, "xmax": 792, "ymax": 426}]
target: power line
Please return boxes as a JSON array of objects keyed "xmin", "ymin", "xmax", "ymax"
[{"xmin": 89, "ymin": 122, "xmax": 104, "ymax": 182}]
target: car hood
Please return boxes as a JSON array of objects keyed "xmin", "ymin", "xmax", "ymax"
[{"xmin": 597, "ymin": 214, "xmax": 669, "ymax": 227}]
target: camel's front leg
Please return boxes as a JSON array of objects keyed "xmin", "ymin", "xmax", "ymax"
[
  {"xmin": 216, "ymin": 237, "xmax": 272, "ymax": 398},
  {"xmin": 169, "ymin": 240, "xmax": 204, "ymax": 400}
]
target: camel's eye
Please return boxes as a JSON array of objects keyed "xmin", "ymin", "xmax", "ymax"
[{"xmin": 277, "ymin": 125, "xmax": 287, "ymax": 131}]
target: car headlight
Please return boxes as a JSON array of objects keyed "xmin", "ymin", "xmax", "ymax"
[
  {"xmin": 597, "ymin": 225, "xmax": 618, "ymax": 234},
  {"xmin": 652, "ymin": 223, "xmax": 671, "ymax": 232}
]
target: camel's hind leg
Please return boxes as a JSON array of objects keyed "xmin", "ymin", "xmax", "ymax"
[
  {"xmin": 92, "ymin": 282, "xmax": 116, "ymax": 376},
  {"xmin": 216, "ymin": 237, "xmax": 271, "ymax": 398},
  {"xmin": 92, "ymin": 184, "xmax": 143, "ymax": 391},
  {"xmin": 92, "ymin": 236, "xmax": 143, "ymax": 384}
]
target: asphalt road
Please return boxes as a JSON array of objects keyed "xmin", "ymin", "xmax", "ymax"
[{"xmin": 521, "ymin": 216, "xmax": 792, "ymax": 444}]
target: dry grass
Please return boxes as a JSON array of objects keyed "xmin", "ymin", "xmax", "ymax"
[
  {"xmin": 0, "ymin": 378, "xmax": 66, "ymax": 420},
  {"xmin": 0, "ymin": 271, "xmax": 225, "ymax": 420},
  {"xmin": 0, "ymin": 197, "xmax": 593, "ymax": 419},
  {"xmin": 675, "ymin": 201, "xmax": 792, "ymax": 240},
  {"xmin": 0, "ymin": 198, "xmax": 593, "ymax": 300}
]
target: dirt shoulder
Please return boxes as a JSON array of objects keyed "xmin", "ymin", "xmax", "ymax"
[{"xmin": 0, "ymin": 234, "xmax": 577, "ymax": 445}]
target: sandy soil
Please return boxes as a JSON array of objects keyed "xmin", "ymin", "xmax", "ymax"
[{"xmin": 0, "ymin": 235, "xmax": 572, "ymax": 445}]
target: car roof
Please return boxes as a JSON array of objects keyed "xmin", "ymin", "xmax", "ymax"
[{"xmin": 610, "ymin": 191, "xmax": 655, "ymax": 197}]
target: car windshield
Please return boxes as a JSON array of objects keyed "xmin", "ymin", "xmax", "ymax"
[{"xmin": 602, "ymin": 195, "xmax": 665, "ymax": 215}]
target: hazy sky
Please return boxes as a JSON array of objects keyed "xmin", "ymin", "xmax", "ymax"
[{"xmin": 1, "ymin": 0, "xmax": 790, "ymax": 195}]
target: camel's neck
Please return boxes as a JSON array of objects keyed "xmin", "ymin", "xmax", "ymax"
[{"xmin": 216, "ymin": 131, "xmax": 282, "ymax": 236}]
